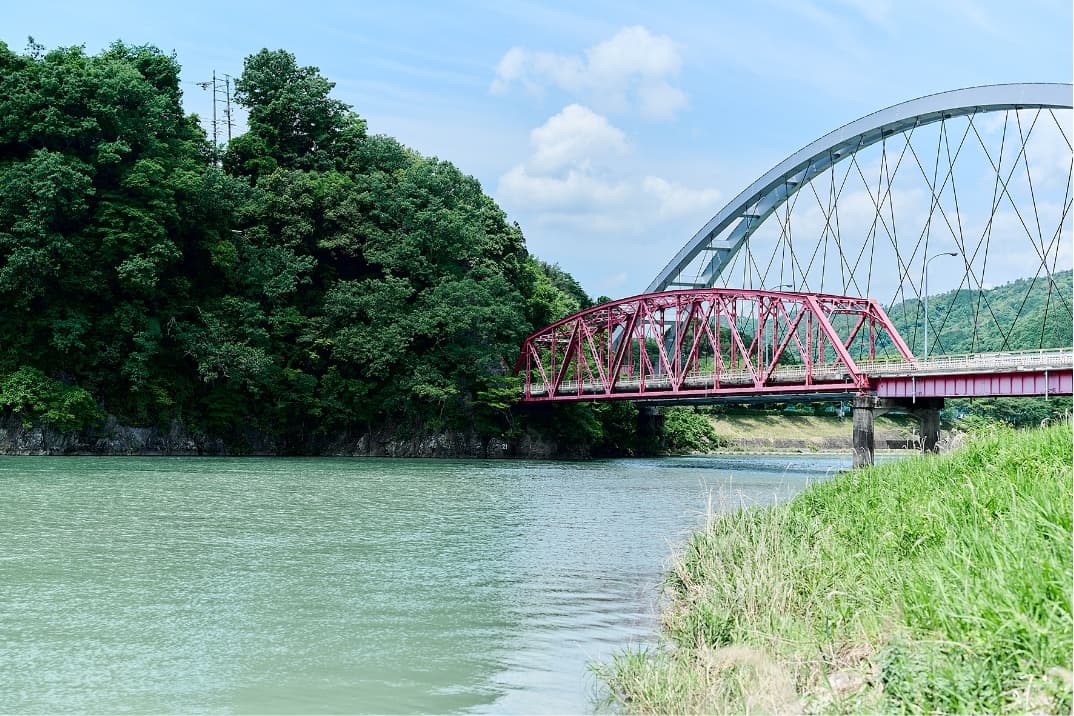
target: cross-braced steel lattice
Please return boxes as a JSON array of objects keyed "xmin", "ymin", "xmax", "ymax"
[{"xmin": 517, "ymin": 289, "xmax": 913, "ymax": 401}]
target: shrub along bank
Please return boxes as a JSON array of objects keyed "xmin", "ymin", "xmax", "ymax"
[{"xmin": 598, "ymin": 423, "xmax": 1073, "ymax": 714}]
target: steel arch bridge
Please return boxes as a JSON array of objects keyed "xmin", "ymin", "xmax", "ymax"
[
  {"xmin": 648, "ymin": 83, "xmax": 1071, "ymax": 295},
  {"xmin": 516, "ymin": 84, "xmax": 1073, "ymax": 410}
]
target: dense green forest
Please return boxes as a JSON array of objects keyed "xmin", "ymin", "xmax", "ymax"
[
  {"xmin": 885, "ymin": 271, "xmax": 1073, "ymax": 426},
  {"xmin": 887, "ymin": 270, "xmax": 1072, "ymax": 355},
  {"xmin": 0, "ymin": 39, "xmax": 636, "ymax": 453}
]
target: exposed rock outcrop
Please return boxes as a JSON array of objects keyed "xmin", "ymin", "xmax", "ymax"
[{"xmin": 0, "ymin": 416, "xmax": 579, "ymax": 458}]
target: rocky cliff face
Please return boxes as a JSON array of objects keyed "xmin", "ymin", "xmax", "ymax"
[
  {"xmin": 0, "ymin": 416, "xmax": 579, "ymax": 459},
  {"xmin": 317, "ymin": 429, "xmax": 581, "ymax": 459},
  {"xmin": 0, "ymin": 416, "xmax": 213, "ymax": 456}
]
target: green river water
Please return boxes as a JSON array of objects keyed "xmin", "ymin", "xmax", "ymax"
[{"xmin": 0, "ymin": 454, "xmax": 849, "ymax": 713}]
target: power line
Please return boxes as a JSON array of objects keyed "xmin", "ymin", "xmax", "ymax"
[{"xmin": 197, "ymin": 71, "xmax": 235, "ymax": 160}]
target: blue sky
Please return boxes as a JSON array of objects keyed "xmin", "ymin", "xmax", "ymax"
[{"xmin": 3, "ymin": 1, "xmax": 1071, "ymax": 297}]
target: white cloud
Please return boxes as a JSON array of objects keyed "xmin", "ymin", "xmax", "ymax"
[
  {"xmin": 490, "ymin": 47, "xmax": 583, "ymax": 97},
  {"xmin": 497, "ymin": 105, "xmax": 721, "ymax": 236},
  {"xmin": 499, "ymin": 166, "xmax": 632, "ymax": 212},
  {"xmin": 490, "ymin": 26, "xmax": 688, "ymax": 120},
  {"xmin": 641, "ymin": 176, "xmax": 723, "ymax": 218},
  {"xmin": 527, "ymin": 104, "xmax": 628, "ymax": 174}
]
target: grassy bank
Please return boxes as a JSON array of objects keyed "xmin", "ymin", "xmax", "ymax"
[
  {"xmin": 704, "ymin": 412, "xmax": 917, "ymax": 451},
  {"xmin": 658, "ymin": 409, "xmax": 921, "ymax": 456},
  {"xmin": 598, "ymin": 423, "xmax": 1073, "ymax": 714}
]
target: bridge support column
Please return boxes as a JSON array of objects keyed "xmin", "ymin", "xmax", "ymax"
[
  {"xmin": 852, "ymin": 395, "xmax": 875, "ymax": 468},
  {"xmin": 908, "ymin": 398, "xmax": 944, "ymax": 453},
  {"xmin": 637, "ymin": 406, "xmax": 665, "ymax": 454}
]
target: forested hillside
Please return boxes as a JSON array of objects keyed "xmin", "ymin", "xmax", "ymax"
[
  {"xmin": 884, "ymin": 270, "xmax": 1073, "ymax": 426},
  {"xmin": 0, "ymin": 40, "xmax": 620, "ymax": 452},
  {"xmin": 887, "ymin": 270, "xmax": 1072, "ymax": 354}
]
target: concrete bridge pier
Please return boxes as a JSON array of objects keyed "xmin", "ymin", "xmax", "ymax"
[
  {"xmin": 637, "ymin": 406, "xmax": 665, "ymax": 454},
  {"xmin": 852, "ymin": 395, "xmax": 876, "ymax": 468},
  {"xmin": 907, "ymin": 398, "xmax": 944, "ymax": 453},
  {"xmin": 852, "ymin": 396, "xmax": 945, "ymax": 467}
]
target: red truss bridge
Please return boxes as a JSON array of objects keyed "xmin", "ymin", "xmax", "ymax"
[
  {"xmin": 515, "ymin": 84, "xmax": 1074, "ymax": 411},
  {"xmin": 515, "ymin": 288, "xmax": 1072, "ymax": 403}
]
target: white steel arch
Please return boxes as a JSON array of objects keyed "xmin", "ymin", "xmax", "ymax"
[{"xmin": 648, "ymin": 83, "xmax": 1073, "ymax": 293}]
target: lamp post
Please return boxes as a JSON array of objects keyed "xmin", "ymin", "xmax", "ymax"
[{"xmin": 923, "ymin": 252, "xmax": 958, "ymax": 361}]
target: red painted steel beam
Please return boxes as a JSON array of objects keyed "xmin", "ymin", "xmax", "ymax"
[
  {"xmin": 522, "ymin": 381, "xmax": 861, "ymax": 402},
  {"xmin": 516, "ymin": 288, "xmax": 923, "ymax": 404},
  {"xmin": 875, "ymin": 370, "xmax": 1073, "ymax": 399}
]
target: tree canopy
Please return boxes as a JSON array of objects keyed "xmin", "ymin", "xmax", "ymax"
[{"xmin": 0, "ymin": 41, "xmax": 604, "ymax": 450}]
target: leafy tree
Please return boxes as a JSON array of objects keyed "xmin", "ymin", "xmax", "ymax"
[
  {"xmin": 662, "ymin": 407, "xmax": 725, "ymax": 453},
  {"xmin": 218, "ymin": 48, "xmax": 544, "ymax": 442},
  {"xmin": 0, "ymin": 39, "xmax": 239, "ymax": 426},
  {"xmin": 227, "ymin": 49, "xmax": 365, "ymax": 176},
  {"xmin": 0, "ymin": 366, "xmax": 99, "ymax": 431}
]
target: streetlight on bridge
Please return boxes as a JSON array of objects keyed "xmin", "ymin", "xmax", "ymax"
[{"xmin": 924, "ymin": 252, "xmax": 959, "ymax": 361}]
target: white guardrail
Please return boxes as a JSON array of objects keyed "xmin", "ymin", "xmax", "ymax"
[{"xmin": 528, "ymin": 348, "xmax": 1074, "ymax": 396}]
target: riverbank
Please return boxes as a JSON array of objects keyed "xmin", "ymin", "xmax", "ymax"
[
  {"xmin": 0, "ymin": 409, "xmax": 990, "ymax": 458},
  {"xmin": 0, "ymin": 416, "xmax": 581, "ymax": 458},
  {"xmin": 598, "ymin": 423, "xmax": 1073, "ymax": 714},
  {"xmin": 706, "ymin": 412, "xmax": 932, "ymax": 452}
]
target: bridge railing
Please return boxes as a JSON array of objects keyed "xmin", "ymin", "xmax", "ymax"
[{"xmin": 861, "ymin": 348, "xmax": 1073, "ymax": 376}]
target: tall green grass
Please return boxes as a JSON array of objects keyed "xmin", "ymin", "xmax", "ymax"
[{"xmin": 598, "ymin": 423, "xmax": 1073, "ymax": 714}]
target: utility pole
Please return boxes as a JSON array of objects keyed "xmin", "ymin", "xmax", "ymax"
[
  {"xmin": 211, "ymin": 70, "xmax": 217, "ymax": 149},
  {"xmin": 197, "ymin": 71, "xmax": 235, "ymax": 163},
  {"xmin": 224, "ymin": 74, "xmax": 233, "ymax": 142}
]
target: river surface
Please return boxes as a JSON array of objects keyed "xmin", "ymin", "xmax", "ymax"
[{"xmin": 0, "ymin": 454, "xmax": 849, "ymax": 714}]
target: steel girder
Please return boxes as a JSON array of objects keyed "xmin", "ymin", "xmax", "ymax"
[
  {"xmin": 516, "ymin": 289, "xmax": 913, "ymax": 402},
  {"xmin": 647, "ymin": 83, "xmax": 1074, "ymax": 293}
]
